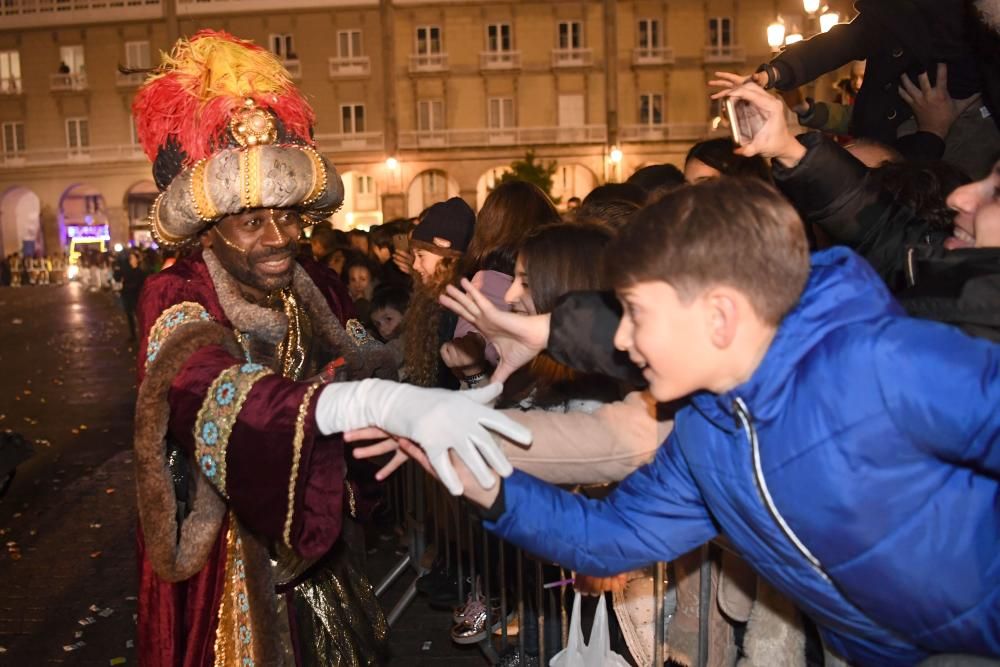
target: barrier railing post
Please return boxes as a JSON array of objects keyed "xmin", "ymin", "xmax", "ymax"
[{"xmin": 654, "ymin": 561, "xmax": 666, "ymax": 667}]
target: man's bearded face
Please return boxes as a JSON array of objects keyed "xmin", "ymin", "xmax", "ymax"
[{"xmin": 205, "ymin": 208, "xmax": 303, "ymax": 295}]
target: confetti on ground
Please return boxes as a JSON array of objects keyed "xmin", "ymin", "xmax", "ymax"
[
  {"xmin": 78, "ymin": 617, "xmax": 96, "ymax": 626},
  {"xmin": 111, "ymin": 658, "xmax": 127, "ymax": 665},
  {"xmin": 105, "ymin": 487, "xmax": 116, "ymax": 495},
  {"xmin": 98, "ymin": 608, "xmax": 115, "ymax": 618},
  {"xmin": 74, "ymin": 631, "xmax": 83, "ymax": 639},
  {"xmin": 90, "ymin": 523, "xmax": 102, "ymax": 529},
  {"xmin": 125, "ymin": 639, "xmax": 134, "ymax": 648},
  {"xmin": 62, "ymin": 642, "xmax": 85, "ymax": 652},
  {"xmin": 89, "ymin": 604, "xmax": 100, "ymax": 612},
  {"xmin": 10, "ymin": 318, "xmax": 22, "ymax": 325},
  {"xmin": 90, "ymin": 551, "xmax": 102, "ymax": 559},
  {"xmin": 422, "ymin": 641, "xmax": 433, "ymax": 651},
  {"xmin": 0, "ymin": 646, "xmax": 6, "ymax": 653}
]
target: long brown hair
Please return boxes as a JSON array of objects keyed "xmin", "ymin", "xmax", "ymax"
[
  {"xmin": 462, "ymin": 180, "xmax": 561, "ymax": 276},
  {"xmin": 516, "ymin": 223, "xmax": 617, "ymax": 402},
  {"xmin": 519, "ymin": 223, "xmax": 614, "ymax": 314},
  {"xmin": 401, "ymin": 255, "xmax": 459, "ymax": 387}
]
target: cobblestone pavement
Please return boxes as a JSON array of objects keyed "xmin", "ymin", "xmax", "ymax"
[{"xmin": 0, "ymin": 284, "xmax": 487, "ymax": 666}]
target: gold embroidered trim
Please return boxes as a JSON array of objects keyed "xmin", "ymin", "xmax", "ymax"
[
  {"xmin": 190, "ymin": 158, "xmax": 218, "ymax": 222},
  {"xmin": 213, "ymin": 518, "xmax": 256, "ymax": 667},
  {"xmin": 148, "ymin": 192, "xmax": 188, "ymax": 248},
  {"xmin": 240, "ymin": 146, "xmax": 263, "ymax": 211},
  {"xmin": 299, "ymin": 145, "xmax": 328, "ymax": 208},
  {"xmin": 284, "ymin": 382, "xmax": 321, "ymax": 548},
  {"xmin": 194, "ymin": 362, "xmax": 273, "ymax": 497},
  {"xmin": 145, "ymin": 301, "xmax": 212, "ymax": 369}
]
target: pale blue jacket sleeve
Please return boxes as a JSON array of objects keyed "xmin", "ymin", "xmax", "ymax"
[
  {"xmin": 875, "ymin": 319, "xmax": 1000, "ymax": 475},
  {"xmin": 485, "ymin": 433, "xmax": 717, "ymax": 576}
]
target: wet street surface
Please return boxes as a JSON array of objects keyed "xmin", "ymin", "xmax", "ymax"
[{"xmin": 0, "ymin": 284, "xmax": 483, "ymax": 666}]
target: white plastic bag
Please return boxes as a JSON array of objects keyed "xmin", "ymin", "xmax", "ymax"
[{"xmin": 550, "ymin": 591, "xmax": 631, "ymax": 667}]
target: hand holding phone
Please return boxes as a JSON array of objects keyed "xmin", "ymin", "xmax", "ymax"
[
  {"xmin": 725, "ymin": 97, "xmax": 766, "ymax": 146},
  {"xmin": 709, "ymin": 71, "xmax": 806, "ymax": 167}
]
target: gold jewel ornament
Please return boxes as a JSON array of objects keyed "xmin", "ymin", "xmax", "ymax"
[{"xmin": 229, "ymin": 98, "xmax": 278, "ymax": 149}]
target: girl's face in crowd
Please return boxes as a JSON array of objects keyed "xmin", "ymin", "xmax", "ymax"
[
  {"xmin": 348, "ymin": 265, "xmax": 372, "ymax": 299},
  {"xmin": 684, "ymin": 158, "xmax": 721, "ymax": 184},
  {"xmin": 504, "ymin": 255, "xmax": 537, "ymax": 316},
  {"xmin": 946, "ymin": 160, "xmax": 1000, "ymax": 249},
  {"xmin": 371, "ymin": 306, "xmax": 404, "ymax": 340},
  {"xmin": 412, "ymin": 248, "xmax": 443, "ymax": 284}
]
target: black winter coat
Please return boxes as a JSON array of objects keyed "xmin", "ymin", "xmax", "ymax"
[
  {"xmin": 898, "ymin": 248, "xmax": 1000, "ymax": 342},
  {"xmin": 769, "ymin": 0, "xmax": 983, "ymax": 146},
  {"xmin": 772, "ymin": 132, "xmax": 952, "ymax": 292}
]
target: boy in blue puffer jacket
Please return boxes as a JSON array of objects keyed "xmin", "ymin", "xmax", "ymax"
[{"xmin": 407, "ymin": 177, "xmax": 1000, "ymax": 666}]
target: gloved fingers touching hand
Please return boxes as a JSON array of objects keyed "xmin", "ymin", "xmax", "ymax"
[{"xmin": 470, "ymin": 432, "xmax": 514, "ymax": 478}]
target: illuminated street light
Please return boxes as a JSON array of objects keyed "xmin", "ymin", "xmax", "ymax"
[
  {"xmin": 114, "ymin": 243, "xmax": 124, "ymax": 252},
  {"xmin": 819, "ymin": 11, "xmax": 840, "ymax": 33},
  {"xmin": 609, "ymin": 146, "xmax": 623, "ymax": 164},
  {"xmin": 802, "ymin": 0, "xmax": 821, "ymax": 14},
  {"xmin": 767, "ymin": 21, "xmax": 787, "ymax": 49},
  {"xmin": 385, "ymin": 156, "xmax": 399, "ymax": 170},
  {"xmin": 785, "ymin": 33, "xmax": 804, "ymax": 45}
]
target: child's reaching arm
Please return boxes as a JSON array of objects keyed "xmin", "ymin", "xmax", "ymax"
[{"xmin": 483, "ymin": 431, "xmax": 718, "ymax": 576}]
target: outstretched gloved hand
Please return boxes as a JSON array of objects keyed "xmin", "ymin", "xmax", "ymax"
[{"xmin": 314, "ymin": 380, "xmax": 529, "ymax": 495}]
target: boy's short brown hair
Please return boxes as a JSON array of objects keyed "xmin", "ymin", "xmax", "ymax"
[{"xmin": 607, "ymin": 177, "xmax": 809, "ymax": 325}]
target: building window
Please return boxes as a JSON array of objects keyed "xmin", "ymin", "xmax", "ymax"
[
  {"xmin": 417, "ymin": 99, "xmax": 445, "ymax": 132},
  {"xmin": 341, "ymin": 104, "xmax": 365, "ymax": 134},
  {"xmin": 59, "ymin": 45, "xmax": 85, "ymax": 74},
  {"xmin": 357, "ymin": 174, "xmax": 375, "ymax": 196},
  {"xmin": 66, "ymin": 117, "xmax": 89, "ymax": 153},
  {"xmin": 639, "ymin": 93, "xmax": 663, "ymax": 126},
  {"xmin": 488, "ymin": 97, "xmax": 515, "ymax": 129},
  {"xmin": 708, "ymin": 17, "xmax": 733, "ymax": 48},
  {"xmin": 638, "ymin": 19, "xmax": 662, "ymax": 49},
  {"xmin": 486, "ymin": 23, "xmax": 512, "ymax": 52},
  {"xmin": 269, "ymin": 34, "xmax": 296, "ymax": 60},
  {"xmin": 416, "ymin": 26, "xmax": 442, "ymax": 55},
  {"xmin": 124, "ymin": 41, "xmax": 150, "ymax": 70},
  {"xmin": 338, "ymin": 30, "xmax": 362, "ymax": 58},
  {"xmin": 0, "ymin": 51, "xmax": 21, "ymax": 94},
  {"xmin": 557, "ymin": 21, "xmax": 583, "ymax": 49},
  {"xmin": 2, "ymin": 121, "xmax": 24, "ymax": 157}
]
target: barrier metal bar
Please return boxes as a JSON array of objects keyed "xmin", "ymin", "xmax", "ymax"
[
  {"xmin": 654, "ymin": 560, "xmax": 666, "ymax": 667},
  {"xmin": 698, "ymin": 543, "xmax": 712, "ymax": 667}
]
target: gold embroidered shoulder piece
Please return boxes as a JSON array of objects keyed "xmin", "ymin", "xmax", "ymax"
[
  {"xmin": 145, "ymin": 301, "xmax": 213, "ymax": 370},
  {"xmin": 194, "ymin": 362, "xmax": 273, "ymax": 497}
]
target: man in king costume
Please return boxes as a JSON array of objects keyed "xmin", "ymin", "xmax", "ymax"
[{"xmin": 131, "ymin": 32, "xmax": 529, "ymax": 666}]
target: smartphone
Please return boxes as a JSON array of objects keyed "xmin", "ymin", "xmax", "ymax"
[{"xmin": 725, "ymin": 97, "xmax": 765, "ymax": 146}]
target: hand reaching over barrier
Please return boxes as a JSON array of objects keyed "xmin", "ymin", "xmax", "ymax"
[
  {"xmin": 317, "ymin": 380, "xmax": 529, "ymax": 495},
  {"xmin": 439, "ymin": 278, "xmax": 550, "ymax": 384}
]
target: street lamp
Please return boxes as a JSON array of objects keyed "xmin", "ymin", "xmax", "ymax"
[
  {"xmin": 767, "ymin": 21, "xmax": 786, "ymax": 49},
  {"xmin": 385, "ymin": 156, "xmax": 399, "ymax": 171},
  {"xmin": 785, "ymin": 33, "xmax": 804, "ymax": 45},
  {"xmin": 609, "ymin": 146, "xmax": 623, "ymax": 164},
  {"xmin": 819, "ymin": 11, "xmax": 840, "ymax": 33},
  {"xmin": 802, "ymin": 0, "xmax": 821, "ymax": 14}
]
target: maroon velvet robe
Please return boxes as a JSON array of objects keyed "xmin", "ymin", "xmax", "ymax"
[{"xmin": 135, "ymin": 250, "xmax": 357, "ymax": 667}]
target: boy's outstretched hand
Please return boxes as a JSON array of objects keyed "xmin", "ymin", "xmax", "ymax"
[
  {"xmin": 709, "ymin": 71, "xmax": 807, "ymax": 168},
  {"xmin": 349, "ymin": 427, "xmax": 503, "ymax": 508},
  {"xmin": 440, "ymin": 278, "xmax": 550, "ymax": 384}
]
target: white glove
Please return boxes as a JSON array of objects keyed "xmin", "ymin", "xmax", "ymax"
[{"xmin": 315, "ymin": 380, "xmax": 530, "ymax": 495}]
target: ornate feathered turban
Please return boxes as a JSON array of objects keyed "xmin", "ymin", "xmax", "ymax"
[{"xmin": 132, "ymin": 30, "xmax": 344, "ymax": 247}]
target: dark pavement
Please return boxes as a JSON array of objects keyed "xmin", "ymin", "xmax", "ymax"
[{"xmin": 0, "ymin": 283, "xmax": 486, "ymax": 666}]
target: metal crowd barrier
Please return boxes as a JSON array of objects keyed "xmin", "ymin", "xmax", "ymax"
[{"xmin": 373, "ymin": 464, "xmax": 716, "ymax": 667}]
